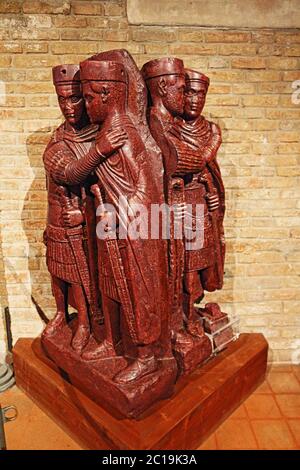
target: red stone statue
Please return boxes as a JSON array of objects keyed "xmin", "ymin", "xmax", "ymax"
[
  {"xmin": 42, "ymin": 64, "xmax": 127, "ymax": 352},
  {"xmin": 41, "ymin": 51, "xmax": 230, "ymax": 418},
  {"xmin": 78, "ymin": 58, "xmax": 172, "ymax": 384},
  {"xmin": 41, "ymin": 52, "xmax": 176, "ymax": 417},
  {"xmin": 171, "ymin": 68, "xmax": 225, "ymax": 317},
  {"xmin": 42, "ymin": 64, "xmax": 97, "ymax": 353},
  {"xmin": 142, "ymin": 58, "xmax": 216, "ymax": 373}
]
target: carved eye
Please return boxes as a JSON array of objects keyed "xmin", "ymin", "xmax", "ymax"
[
  {"xmin": 58, "ymin": 96, "xmax": 65, "ymax": 103},
  {"xmin": 71, "ymin": 95, "xmax": 81, "ymax": 103}
]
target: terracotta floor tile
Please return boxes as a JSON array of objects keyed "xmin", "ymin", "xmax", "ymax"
[
  {"xmin": 215, "ymin": 419, "xmax": 257, "ymax": 450},
  {"xmin": 292, "ymin": 366, "xmax": 300, "ymax": 383},
  {"xmin": 287, "ymin": 420, "xmax": 300, "ymax": 447},
  {"xmin": 267, "ymin": 372, "xmax": 300, "ymax": 394},
  {"xmin": 251, "ymin": 420, "xmax": 296, "ymax": 450},
  {"xmin": 1, "ymin": 386, "xmax": 81, "ymax": 450},
  {"xmin": 198, "ymin": 433, "xmax": 217, "ymax": 450},
  {"xmin": 275, "ymin": 395, "xmax": 300, "ymax": 419},
  {"xmin": 244, "ymin": 394, "xmax": 281, "ymax": 419},
  {"xmin": 253, "ymin": 380, "xmax": 272, "ymax": 394},
  {"xmin": 230, "ymin": 404, "xmax": 247, "ymax": 419},
  {"xmin": 268, "ymin": 364, "xmax": 293, "ymax": 373},
  {"xmin": 2, "ymin": 383, "xmax": 300, "ymax": 450}
]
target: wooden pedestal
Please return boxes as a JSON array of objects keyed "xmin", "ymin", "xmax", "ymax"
[{"xmin": 13, "ymin": 333, "xmax": 268, "ymax": 450}]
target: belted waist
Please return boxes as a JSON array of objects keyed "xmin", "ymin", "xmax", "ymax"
[{"xmin": 46, "ymin": 224, "xmax": 87, "ymax": 242}]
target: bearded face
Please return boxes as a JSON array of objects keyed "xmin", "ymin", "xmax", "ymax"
[
  {"xmin": 161, "ymin": 75, "xmax": 185, "ymax": 117},
  {"xmin": 82, "ymin": 81, "xmax": 126, "ymax": 124},
  {"xmin": 82, "ymin": 82, "xmax": 105, "ymax": 124}
]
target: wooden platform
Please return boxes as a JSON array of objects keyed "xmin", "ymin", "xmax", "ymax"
[{"xmin": 13, "ymin": 333, "xmax": 268, "ymax": 450}]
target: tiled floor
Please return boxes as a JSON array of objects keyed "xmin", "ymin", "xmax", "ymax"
[
  {"xmin": 199, "ymin": 365, "xmax": 300, "ymax": 450},
  {"xmin": 1, "ymin": 365, "xmax": 300, "ymax": 450}
]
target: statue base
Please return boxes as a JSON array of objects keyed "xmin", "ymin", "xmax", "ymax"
[
  {"xmin": 40, "ymin": 321, "xmax": 177, "ymax": 418},
  {"xmin": 13, "ymin": 333, "xmax": 268, "ymax": 450}
]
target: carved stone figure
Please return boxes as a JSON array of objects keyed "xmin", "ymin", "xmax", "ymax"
[
  {"xmin": 40, "ymin": 51, "xmax": 230, "ymax": 418},
  {"xmin": 42, "ymin": 64, "xmax": 127, "ymax": 352},
  {"xmin": 171, "ymin": 68, "xmax": 225, "ymax": 319},
  {"xmin": 79, "ymin": 58, "xmax": 172, "ymax": 385},
  {"xmin": 141, "ymin": 58, "xmax": 186, "ymax": 334},
  {"xmin": 42, "ymin": 64, "xmax": 98, "ymax": 353},
  {"xmin": 41, "ymin": 52, "xmax": 177, "ymax": 417},
  {"xmin": 142, "ymin": 58, "xmax": 213, "ymax": 373}
]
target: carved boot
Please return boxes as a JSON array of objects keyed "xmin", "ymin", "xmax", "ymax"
[
  {"xmin": 114, "ymin": 355, "xmax": 158, "ymax": 384},
  {"xmin": 71, "ymin": 324, "xmax": 90, "ymax": 354},
  {"xmin": 81, "ymin": 339, "xmax": 117, "ymax": 360},
  {"xmin": 43, "ymin": 310, "xmax": 66, "ymax": 336}
]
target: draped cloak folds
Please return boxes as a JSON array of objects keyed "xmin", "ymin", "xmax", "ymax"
[{"xmin": 94, "ymin": 114, "xmax": 169, "ymax": 349}]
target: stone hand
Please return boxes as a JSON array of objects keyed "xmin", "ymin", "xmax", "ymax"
[
  {"xmin": 95, "ymin": 128, "xmax": 128, "ymax": 157},
  {"xmin": 62, "ymin": 208, "xmax": 84, "ymax": 227},
  {"xmin": 98, "ymin": 210, "xmax": 117, "ymax": 234}
]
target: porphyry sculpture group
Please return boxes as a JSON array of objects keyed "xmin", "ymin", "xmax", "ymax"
[{"xmin": 41, "ymin": 50, "xmax": 231, "ymax": 417}]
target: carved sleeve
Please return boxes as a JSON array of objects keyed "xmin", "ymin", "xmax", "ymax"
[
  {"xmin": 43, "ymin": 141, "xmax": 104, "ymax": 185},
  {"xmin": 148, "ymin": 112, "xmax": 178, "ymax": 177},
  {"xmin": 202, "ymin": 122, "xmax": 222, "ymax": 163},
  {"xmin": 173, "ymin": 142, "xmax": 206, "ymax": 175}
]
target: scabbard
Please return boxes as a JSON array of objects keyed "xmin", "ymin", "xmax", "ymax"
[
  {"xmin": 66, "ymin": 226, "xmax": 92, "ymax": 303},
  {"xmin": 91, "ymin": 171, "xmax": 139, "ymax": 345},
  {"xmin": 210, "ymin": 209, "xmax": 224, "ymax": 289},
  {"xmin": 201, "ymin": 168, "xmax": 224, "ymax": 289},
  {"xmin": 167, "ymin": 177, "xmax": 185, "ymax": 331},
  {"xmin": 105, "ymin": 236, "xmax": 139, "ymax": 344}
]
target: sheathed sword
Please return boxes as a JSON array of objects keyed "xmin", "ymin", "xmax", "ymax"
[
  {"xmin": 90, "ymin": 182, "xmax": 139, "ymax": 344},
  {"xmin": 199, "ymin": 168, "xmax": 224, "ymax": 289},
  {"xmin": 168, "ymin": 176, "xmax": 186, "ymax": 330},
  {"xmin": 57, "ymin": 186, "xmax": 92, "ymax": 304}
]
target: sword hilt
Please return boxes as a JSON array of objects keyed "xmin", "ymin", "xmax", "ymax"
[{"xmin": 90, "ymin": 184, "xmax": 105, "ymax": 213}]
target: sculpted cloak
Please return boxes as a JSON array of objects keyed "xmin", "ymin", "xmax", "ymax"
[{"xmin": 43, "ymin": 121, "xmax": 102, "ymax": 325}]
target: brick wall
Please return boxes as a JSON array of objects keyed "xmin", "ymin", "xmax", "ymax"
[{"xmin": 0, "ymin": 0, "xmax": 299, "ymax": 363}]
